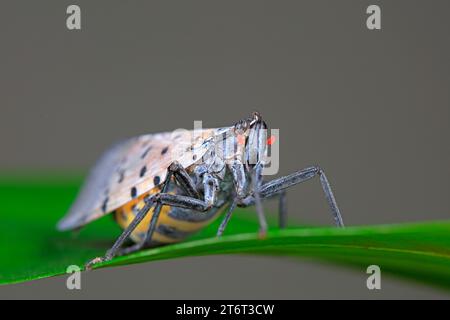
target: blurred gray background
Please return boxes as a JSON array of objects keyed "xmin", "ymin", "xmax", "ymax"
[{"xmin": 0, "ymin": 0, "xmax": 449, "ymax": 299}]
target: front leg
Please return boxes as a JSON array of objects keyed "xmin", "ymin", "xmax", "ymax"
[
  {"xmin": 217, "ymin": 160, "xmax": 268, "ymax": 237},
  {"xmin": 240, "ymin": 166, "xmax": 344, "ymax": 228}
]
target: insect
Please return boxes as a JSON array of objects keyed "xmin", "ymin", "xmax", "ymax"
[{"xmin": 57, "ymin": 112, "xmax": 344, "ymax": 268}]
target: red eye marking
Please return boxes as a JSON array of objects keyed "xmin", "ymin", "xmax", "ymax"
[
  {"xmin": 237, "ymin": 135, "xmax": 246, "ymax": 145},
  {"xmin": 267, "ymin": 135, "xmax": 276, "ymax": 145}
]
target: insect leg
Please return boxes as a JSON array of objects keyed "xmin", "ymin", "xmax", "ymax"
[
  {"xmin": 220, "ymin": 161, "xmax": 268, "ymax": 237},
  {"xmin": 252, "ymin": 163, "xmax": 268, "ymax": 236},
  {"xmin": 116, "ymin": 169, "xmax": 218, "ymax": 258},
  {"xmin": 138, "ymin": 167, "xmax": 174, "ymax": 248},
  {"xmin": 228, "ymin": 160, "xmax": 248, "ymax": 199},
  {"xmin": 214, "ymin": 161, "xmax": 247, "ymax": 237},
  {"xmin": 217, "ymin": 198, "xmax": 238, "ymax": 236},
  {"xmin": 117, "ymin": 162, "xmax": 209, "ymax": 256},
  {"xmin": 85, "ymin": 199, "xmax": 155, "ymax": 269},
  {"xmin": 148, "ymin": 173, "xmax": 219, "ymax": 212},
  {"xmin": 86, "ymin": 168, "xmax": 181, "ymax": 266},
  {"xmin": 279, "ymin": 190, "xmax": 287, "ymax": 229},
  {"xmin": 169, "ymin": 161, "xmax": 200, "ymax": 198},
  {"xmin": 153, "ymin": 193, "xmax": 212, "ymax": 211},
  {"xmin": 113, "ymin": 168, "xmax": 177, "ymax": 257},
  {"xmin": 241, "ymin": 166, "xmax": 344, "ymax": 227}
]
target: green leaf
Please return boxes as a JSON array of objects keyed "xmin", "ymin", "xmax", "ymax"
[{"xmin": 1, "ymin": 174, "xmax": 450, "ymax": 290}]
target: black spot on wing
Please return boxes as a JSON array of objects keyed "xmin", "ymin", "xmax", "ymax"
[
  {"xmin": 141, "ymin": 146, "xmax": 152, "ymax": 159},
  {"xmin": 153, "ymin": 175, "xmax": 161, "ymax": 185},
  {"xmin": 118, "ymin": 170, "xmax": 125, "ymax": 183},
  {"xmin": 161, "ymin": 146, "xmax": 169, "ymax": 155},
  {"xmin": 140, "ymin": 165, "xmax": 147, "ymax": 177},
  {"xmin": 131, "ymin": 187, "xmax": 137, "ymax": 198},
  {"xmin": 101, "ymin": 197, "xmax": 109, "ymax": 213}
]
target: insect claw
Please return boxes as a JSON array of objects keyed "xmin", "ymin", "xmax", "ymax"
[
  {"xmin": 85, "ymin": 256, "xmax": 109, "ymax": 271},
  {"xmin": 258, "ymin": 228, "xmax": 268, "ymax": 240}
]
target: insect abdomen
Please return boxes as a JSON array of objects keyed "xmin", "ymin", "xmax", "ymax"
[{"xmin": 114, "ymin": 187, "xmax": 224, "ymax": 245}]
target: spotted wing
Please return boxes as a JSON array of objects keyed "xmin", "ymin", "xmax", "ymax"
[{"xmin": 57, "ymin": 129, "xmax": 217, "ymax": 231}]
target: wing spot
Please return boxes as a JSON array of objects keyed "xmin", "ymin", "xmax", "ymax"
[
  {"xmin": 141, "ymin": 146, "xmax": 152, "ymax": 159},
  {"xmin": 131, "ymin": 187, "xmax": 137, "ymax": 198},
  {"xmin": 161, "ymin": 147, "xmax": 169, "ymax": 155},
  {"xmin": 192, "ymin": 154, "xmax": 197, "ymax": 161},
  {"xmin": 101, "ymin": 197, "xmax": 109, "ymax": 213},
  {"xmin": 140, "ymin": 165, "xmax": 147, "ymax": 178},
  {"xmin": 153, "ymin": 175, "xmax": 161, "ymax": 185},
  {"xmin": 118, "ymin": 170, "xmax": 125, "ymax": 183}
]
